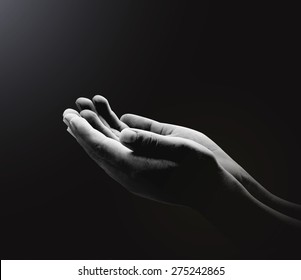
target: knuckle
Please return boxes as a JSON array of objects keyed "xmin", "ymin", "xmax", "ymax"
[
  {"xmin": 92, "ymin": 141, "xmax": 103, "ymax": 153},
  {"xmin": 92, "ymin": 144, "xmax": 107, "ymax": 161},
  {"xmin": 142, "ymin": 134, "xmax": 156, "ymax": 147},
  {"xmin": 91, "ymin": 138, "xmax": 108, "ymax": 158},
  {"xmin": 134, "ymin": 133, "xmax": 144, "ymax": 147}
]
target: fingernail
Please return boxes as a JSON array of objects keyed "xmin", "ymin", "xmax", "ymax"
[{"xmin": 121, "ymin": 129, "xmax": 137, "ymax": 143}]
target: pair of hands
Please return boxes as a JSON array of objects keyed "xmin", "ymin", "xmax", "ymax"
[
  {"xmin": 63, "ymin": 95, "xmax": 301, "ymax": 250},
  {"xmin": 63, "ymin": 95, "xmax": 243, "ymax": 209}
]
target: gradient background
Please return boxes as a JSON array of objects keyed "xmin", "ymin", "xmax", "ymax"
[{"xmin": 1, "ymin": 1, "xmax": 300, "ymax": 259}]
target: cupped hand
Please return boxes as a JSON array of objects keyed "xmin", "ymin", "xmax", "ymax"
[
  {"xmin": 69, "ymin": 95, "xmax": 245, "ymax": 184},
  {"xmin": 63, "ymin": 109, "xmax": 238, "ymax": 209}
]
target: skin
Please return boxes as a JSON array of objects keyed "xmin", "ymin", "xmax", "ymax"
[
  {"xmin": 63, "ymin": 95, "xmax": 301, "ymax": 251},
  {"xmin": 65, "ymin": 96, "xmax": 301, "ymax": 219},
  {"xmin": 63, "ymin": 108, "xmax": 229, "ymax": 207}
]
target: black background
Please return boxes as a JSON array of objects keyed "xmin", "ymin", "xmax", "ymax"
[{"xmin": 1, "ymin": 1, "xmax": 300, "ymax": 259}]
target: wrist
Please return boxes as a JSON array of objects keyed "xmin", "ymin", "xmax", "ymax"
[
  {"xmin": 190, "ymin": 166, "xmax": 301, "ymax": 248},
  {"xmin": 235, "ymin": 165, "xmax": 301, "ymax": 220}
]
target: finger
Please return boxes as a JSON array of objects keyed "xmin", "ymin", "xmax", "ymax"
[
  {"xmin": 80, "ymin": 109, "xmax": 119, "ymax": 140},
  {"xmin": 63, "ymin": 112, "xmax": 81, "ymax": 128},
  {"xmin": 120, "ymin": 114, "xmax": 172, "ymax": 135},
  {"xmin": 68, "ymin": 116, "xmax": 128, "ymax": 166},
  {"xmin": 63, "ymin": 114, "xmax": 81, "ymax": 138},
  {"xmin": 75, "ymin": 97, "xmax": 97, "ymax": 113},
  {"xmin": 76, "ymin": 96, "xmax": 113, "ymax": 128},
  {"xmin": 92, "ymin": 95, "xmax": 128, "ymax": 131},
  {"xmin": 63, "ymin": 108, "xmax": 80, "ymax": 118},
  {"xmin": 120, "ymin": 128, "xmax": 210, "ymax": 161}
]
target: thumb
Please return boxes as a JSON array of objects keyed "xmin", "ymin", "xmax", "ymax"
[{"xmin": 120, "ymin": 128, "xmax": 208, "ymax": 161}]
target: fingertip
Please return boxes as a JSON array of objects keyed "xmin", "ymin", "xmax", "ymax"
[
  {"xmin": 75, "ymin": 97, "xmax": 84, "ymax": 108},
  {"xmin": 63, "ymin": 108, "xmax": 80, "ymax": 118},
  {"xmin": 75, "ymin": 97, "xmax": 96, "ymax": 112},
  {"xmin": 120, "ymin": 113, "xmax": 131, "ymax": 122},
  {"xmin": 120, "ymin": 128, "xmax": 137, "ymax": 143},
  {"xmin": 64, "ymin": 113, "xmax": 79, "ymax": 125},
  {"xmin": 119, "ymin": 114, "xmax": 156, "ymax": 132},
  {"xmin": 79, "ymin": 109, "xmax": 97, "ymax": 119},
  {"xmin": 75, "ymin": 97, "xmax": 86, "ymax": 104},
  {"xmin": 92, "ymin": 95, "xmax": 108, "ymax": 104}
]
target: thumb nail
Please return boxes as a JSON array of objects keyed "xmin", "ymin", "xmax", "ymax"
[{"xmin": 121, "ymin": 129, "xmax": 137, "ymax": 143}]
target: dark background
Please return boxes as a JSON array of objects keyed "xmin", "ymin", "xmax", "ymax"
[{"xmin": 1, "ymin": 1, "xmax": 300, "ymax": 259}]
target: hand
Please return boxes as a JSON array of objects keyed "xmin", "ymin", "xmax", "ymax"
[
  {"xmin": 63, "ymin": 108, "xmax": 241, "ymax": 210},
  {"xmin": 63, "ymin": 96, "xmax": 301, "ymax": 250},
  {"xmin": 68, "ymin": 96, "xmax": 245, "ymax": 184},
  {"xmin": 68, "ymin": 96, "xmax": 301, "ymax": 220}
]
